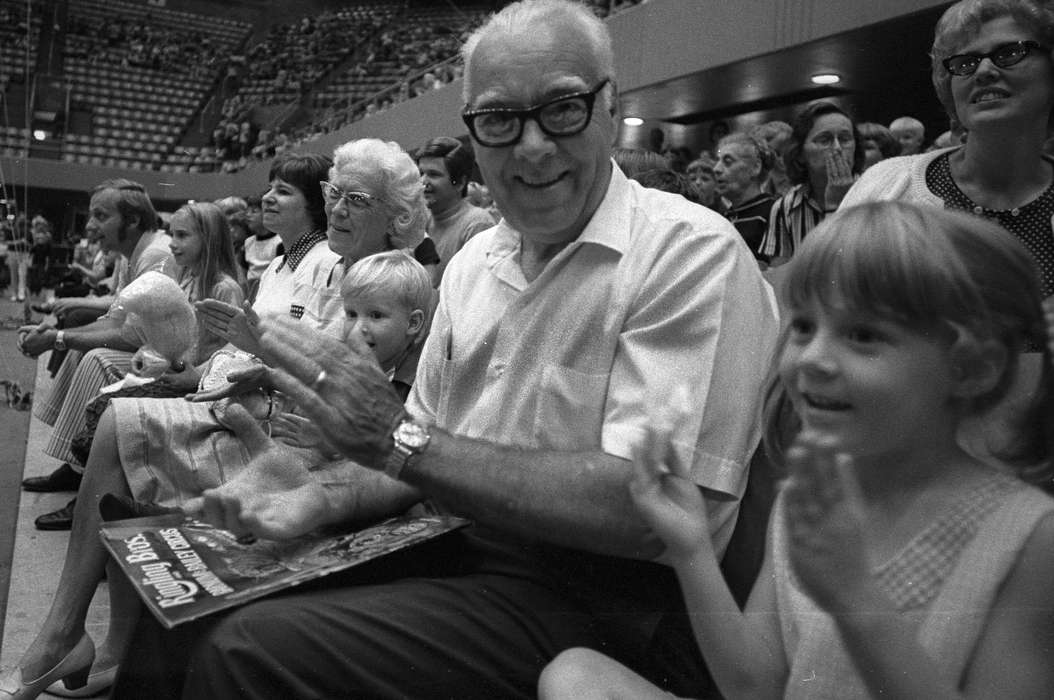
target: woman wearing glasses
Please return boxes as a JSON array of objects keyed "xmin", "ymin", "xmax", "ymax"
[
  {"xmin": 843, "ymin": 0, "xmax": 1054, "ymax": 297},
  {"xmin": 842, "ymin": 0, "xmax": 1054, "ymax": 494},
  {"xmin": 756, "ymin": 100, "xmax": 866, "ymax": 268},
  {"xmin": 320, "ymin": 138, "xmax": 435, "ymax": 274}
]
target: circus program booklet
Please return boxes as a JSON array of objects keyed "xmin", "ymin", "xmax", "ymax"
[{"xmin": 100, "ymin": 513, "xmax": 470, "ymax": 629}]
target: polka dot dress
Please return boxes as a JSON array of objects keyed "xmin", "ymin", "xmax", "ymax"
[{"xmin": 927, "ymin": 152, "xmax": 1054, "ymax": 299}]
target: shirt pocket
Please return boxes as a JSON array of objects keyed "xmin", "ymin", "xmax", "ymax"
[{"xmin": 533, "ymin": 364, "xmax": 609, "ymax": 450}]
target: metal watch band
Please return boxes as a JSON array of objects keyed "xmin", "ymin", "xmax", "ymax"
[{"xmin": 384, "ymin": 442, "xmax": 414, "ymax": 480}]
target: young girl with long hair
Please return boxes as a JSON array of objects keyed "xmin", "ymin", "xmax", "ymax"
[
  {"xmin": 167, "ymin": 201, "xmax": 244, "ymax": 363},
  {"xmin": 540, "ymin": 201, "xmax": 1054, "ymax": 699}
]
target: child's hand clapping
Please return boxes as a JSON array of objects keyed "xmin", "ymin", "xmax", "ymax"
[
  {"xmin": 628, "ymin": 388, "xmax": 712, "ymax": 565},
  {"xmin": 784, "ymin": 431, "xmax": 870, "ymax": 613},
  {"xmin": 1042, "ymin": 297, "xmax": 1054, "ymax": 359}
]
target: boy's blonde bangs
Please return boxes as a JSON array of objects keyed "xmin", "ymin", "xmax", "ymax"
[{"xmin": 341, "ymin": 250, "xmax": 433, "ymax": 314}]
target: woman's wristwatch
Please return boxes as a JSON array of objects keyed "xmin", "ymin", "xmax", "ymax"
[{"xmin": 53, "ymin": 330, "xmax": 67, "ymax": 351}]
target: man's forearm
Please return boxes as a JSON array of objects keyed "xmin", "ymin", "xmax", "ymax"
[
  {"xmin": 313, "ymin": 459, "xmax": 424, "ymax": 528},
  {"xmin": 60, "ymin": 296, "xmax": 113, "ymax": 313},
  {"xmin": 65, "ymin": 317, "xmax": 139, "ymax": 353},
  {"xmin": 399, "ymin": 428, "xmax": 665, "ymax": 559}
]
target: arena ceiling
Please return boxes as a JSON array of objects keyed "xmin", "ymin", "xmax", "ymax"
[{"xmin": 619, "ymin": 4, "xmax": 950, "ymax": 129}]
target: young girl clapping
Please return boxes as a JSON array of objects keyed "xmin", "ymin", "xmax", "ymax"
[{"xmin": 541, "ymin": 201, "xmax": 1054, "ymax": 699}]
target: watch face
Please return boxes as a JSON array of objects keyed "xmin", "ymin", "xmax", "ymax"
[{"xmin": 396, "ymin": 421, "xmax": 430, "ymax": 450}]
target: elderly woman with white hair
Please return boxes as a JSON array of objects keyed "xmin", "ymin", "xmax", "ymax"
[
  {"xmin": 322, "ymin": 138, "xmax": 437, "ymax": 272},
  {"xmin": 0, "ymin": 140, "xmax": 433, "ymax": 700}
]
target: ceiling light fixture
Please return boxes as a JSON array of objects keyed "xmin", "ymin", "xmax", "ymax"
[
  {"xmin": 810, "ymin": 73, "xmax": 841, "ymax": 85},
  {"xmin": 622, "ymin": 117, "xmax": 644, "ymax": 126}
]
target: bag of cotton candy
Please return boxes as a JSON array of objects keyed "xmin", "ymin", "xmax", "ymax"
[{"xmin": 109, "ymin": 271, "xmax": 197, "ymax": 379}]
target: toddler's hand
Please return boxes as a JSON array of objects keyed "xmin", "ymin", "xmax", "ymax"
[
  {"xmin": 784, "ymin": 431, "xmax": 870, "ymax": 612},
  {"xmin": 271, "ymin": 411, "xmax": 331, "ymax": 453}
]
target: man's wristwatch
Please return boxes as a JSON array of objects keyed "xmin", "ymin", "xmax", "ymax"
[
  {"xmin": 53, "ymin": 330, "xmax": 67, "ymax": 352},
  {"xmin": 384, "ymin": 416, "xmax": 431, "ymax": 480}
]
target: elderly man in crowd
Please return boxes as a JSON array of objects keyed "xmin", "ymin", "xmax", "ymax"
[
  {"xmin": 113, "ymin": 1, "xmax": 778, "ymax": 698},
  {"xmin": 416, "ymin": 136, "xmax": 496, "ymax": 285}
]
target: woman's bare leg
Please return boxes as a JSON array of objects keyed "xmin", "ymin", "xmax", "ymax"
[{"xmin": 15, "ymin": 407, "xmax": 132, "ymax": 678}]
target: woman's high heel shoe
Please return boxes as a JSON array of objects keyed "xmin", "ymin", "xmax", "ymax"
[
  {"xmin": 0, "ymin": 635, "xmax": 95, "ymax": 700},
  {"xmin": 45, "ymin": 663, "xmax": 117, "ymax": 698}
]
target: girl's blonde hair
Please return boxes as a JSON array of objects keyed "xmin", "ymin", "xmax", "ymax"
[
  {"xmin": 173, "ymin": 201, "xmax": 240, "ymax": 302},
  {"xmin": 341, "ymin": 250, "xmax": 433, "ymax": 322},
  {"xmin": 764, "ymin": 202, "xmax": 1053, "ymax": 482}
]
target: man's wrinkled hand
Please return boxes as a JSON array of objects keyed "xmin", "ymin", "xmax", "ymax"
[
  {"xmin": 258, "ymin": 316, "xmax": 405, "ymax": 469},
  {"xmin": 182, "ymin": 403, "xmax": 327, "ymax": 541}
]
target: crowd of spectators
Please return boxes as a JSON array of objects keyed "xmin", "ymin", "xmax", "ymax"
[
  {"xmin": 5, "ymin": 2, "xmax": 1054, "ymax": 700},
  {"xmin": 638, "ymin": 106, "xmax": 981, "ymax": 270},
  {"xmin": 65, "ymin": 15, "xmax": 225, "ymax": 78},
  {"xmin": 182, "ymin": 0, "xmax": 647, "ymax": 174},
  {"xmin": 235, "ymin": 7, "xmax": 395, "ymax": 104}
]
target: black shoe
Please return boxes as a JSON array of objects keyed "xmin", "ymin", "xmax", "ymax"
[
  {"xmin": 35, "ymin": 499, "xmax": 76, "ymax": 531},
  {"xmin": 98, "ymin": 493, "xmax": 182, "ymax": 522},
  {"xmin": 22, "ymin": 463, "xmax": 82, "ymax": 492}
]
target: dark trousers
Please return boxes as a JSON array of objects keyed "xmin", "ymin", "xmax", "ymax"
[{"xmin": 111, "ymin": 531, "xmax": 715, "ymax": 699}]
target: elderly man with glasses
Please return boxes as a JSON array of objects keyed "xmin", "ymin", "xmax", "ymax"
[{"xmin": 114, "ymin": 1, "xmax": 778, "ymax": 698}]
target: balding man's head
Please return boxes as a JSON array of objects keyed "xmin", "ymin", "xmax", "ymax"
[
  {"xmin": 459, "ymin": 0, "xmax": 618, "ymax": 247},
  {"xmin": 461, "ymin": 0, "xmax": 615, "ymax": 108}
]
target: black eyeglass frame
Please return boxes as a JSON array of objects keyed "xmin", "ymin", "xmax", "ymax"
[
  {"xmin": 461, "ymin": 78, "xmax": 611, "ymax": 147},
  {"xmin": 942, "ymin": 40, "xmax": 1050, "ymax": 76}
]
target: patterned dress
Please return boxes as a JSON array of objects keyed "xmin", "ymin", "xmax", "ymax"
[{"xmin": 771, "ymin": 472, "xmax": 1054, "ymax": 699}]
